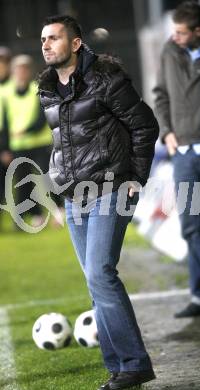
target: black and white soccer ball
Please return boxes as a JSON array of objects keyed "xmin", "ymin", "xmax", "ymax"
[
  {"xmin": 74, "ymin": 310, "xmax": 99, "ymax": 348},
  {"xmin": 32, "ymin": 312, "xmax": 72, "ymax": 350}
]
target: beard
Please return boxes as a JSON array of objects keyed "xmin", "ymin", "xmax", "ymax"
[{"xmin": 44, "ymin": 52, "xmax": 72, "ymax": 69}]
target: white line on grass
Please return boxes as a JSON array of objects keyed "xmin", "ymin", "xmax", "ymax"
[
  {"xmin": 0, "ymin": 295, "xmax": 88, "ymax": 311},
  {"xmin": 129, "ymin": 288, "xmax": 190, "ymax": 301},
  {"xmin": 0, "ymin": 288, "xmax": 190, "ymax": 311},
  {"xmin": 0, "ymin": 308, "xmax": 20, "ymax": 390}
]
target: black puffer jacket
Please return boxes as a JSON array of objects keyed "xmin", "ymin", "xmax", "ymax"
[{"xmin": 39, "ymin": 44, "xmax": 159, "ymax": 197}]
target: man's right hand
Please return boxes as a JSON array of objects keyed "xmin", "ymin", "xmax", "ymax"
[{"xmin": 164, "ymin": 132, "xmax": 178, "ymax": 156}]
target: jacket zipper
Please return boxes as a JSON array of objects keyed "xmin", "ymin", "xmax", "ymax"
[
  {"xmin": 58, "ymin": 103, "xmax": 69, "ymax": 183},
  {"xmin": 59, "ymin": 99, "xmax": 75, "ymax": 182},
  {"xmin": 67, "ymin": 103, "xmax": 76, "ymax": 180}
]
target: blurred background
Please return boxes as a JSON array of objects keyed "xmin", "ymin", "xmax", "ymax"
[{"xmin": 0, "ymin": 0, "xmax": 192, "ymax": 97}]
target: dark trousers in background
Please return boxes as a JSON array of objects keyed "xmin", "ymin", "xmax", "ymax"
[
  {"xmin": 173, "ymin": 148, "xmax": 200, "ymax": 301},
  {"xmin": 14, "ymin": 146, "xmax": 51, "ymax": 217},
  {"xmin": 0, "ymin": 161, "xmax": 7, "ymax": 227},
  {"xmin": 0, "ymin": 161, "xmax": 6, "ymax": 204},
  {"xmin": 0, "ymin": 146, "xmax": 63, "ymax": 229}
]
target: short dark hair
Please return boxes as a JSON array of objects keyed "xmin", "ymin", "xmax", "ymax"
[
  {"xmin": 42, "ymin": 15, "xmax": 82, "ymax": 40},
  {"xmin": 173, "ymin": 1, "xmax": 200, "ymax": 30}
]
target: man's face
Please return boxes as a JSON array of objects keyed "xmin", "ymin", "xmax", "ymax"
[
  {"xmin": 12, "ymin": 64, "xmax": 32, "ymax": 85},
  {"xmin": 41, "ymin": 23, "xmax": 73, "ymax": 68},
  {"xmin": 172, "ymin": 23, "xmax": 200, "ymax": 48}
]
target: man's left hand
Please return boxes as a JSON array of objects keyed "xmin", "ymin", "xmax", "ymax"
[
  {"xmin": 128, "ymin": 185, "xmax": 135, "ymax": 197},
  {"xmin": 128, "ymin": 181, "xmax": 141, "ymax": 197}
]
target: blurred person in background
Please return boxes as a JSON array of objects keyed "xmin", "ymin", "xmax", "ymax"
[
  {"xmin": 0, "ymin": 46, "xmax": 13, "ymax": 229},
  {"xmin": 0, "ymin": 54, "xmax": 53, "ymax": 228},
  {"xmin": 39, "ymin": 15, "xmax": 159, "ymax": 390},
  {"xmin": 154, "ymin": 1, "xmax": 200, "ymax": 318}
]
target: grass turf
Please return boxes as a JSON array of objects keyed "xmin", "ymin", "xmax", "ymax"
[{"xmin": 0, "ymin": 217, "xmax": 145, "ymax": 390}]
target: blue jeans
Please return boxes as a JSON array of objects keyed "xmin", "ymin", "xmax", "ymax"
[
  {"xmin": 173, "ymin": 148, "xmax": 200, "ymax": 300},
  {"xmin": 65, "ymin": 190, "xmax": 153, "ymax": 372}
]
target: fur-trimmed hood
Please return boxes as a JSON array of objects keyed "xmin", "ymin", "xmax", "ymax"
[{"xmin": 38, "ymin": 43, "xmax": 125, "ymax": 92}]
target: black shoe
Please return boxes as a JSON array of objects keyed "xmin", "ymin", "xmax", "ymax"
[
  {"xmin": 98, "ymin": 372, "xmax": 119, "ymax": 390},
  {"xmin": 174, "ymin": 303, "xmax": 200, "ymax": 318},
  {"xmin": 98, "ymin": 369, "xmax": 155, "ymax": 390}
]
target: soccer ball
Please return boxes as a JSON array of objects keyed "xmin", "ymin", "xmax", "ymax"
[
  {"xmin": 74, "ymin": 310, "xmax": 99, "ymax": 348},
  {"xmin": 32, "ymin": 312, "xmax": 72, "ymax": 350}
]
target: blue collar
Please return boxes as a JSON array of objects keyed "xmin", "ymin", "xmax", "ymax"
[{"xmin": 186, "ymin": 46, "xmax": 200, "ymax": 62}]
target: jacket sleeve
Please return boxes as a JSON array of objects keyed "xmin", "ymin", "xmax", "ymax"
[
  {"xmin": 106, "ymin": 71, "xmax": 159, "ymax": 186},
  {"xmin": 153, "ymin": 50, "xmax": 173, "ymax": 142}
]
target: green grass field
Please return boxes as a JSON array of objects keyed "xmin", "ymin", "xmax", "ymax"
[{"xmin": 0, "ymin": 216, "xmax": 145, "ymax": 390}]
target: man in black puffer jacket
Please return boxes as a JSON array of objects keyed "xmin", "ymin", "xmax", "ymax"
[{"xmin": 39, "ymin": 15, "xmax": 159, "ymax": 390}]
